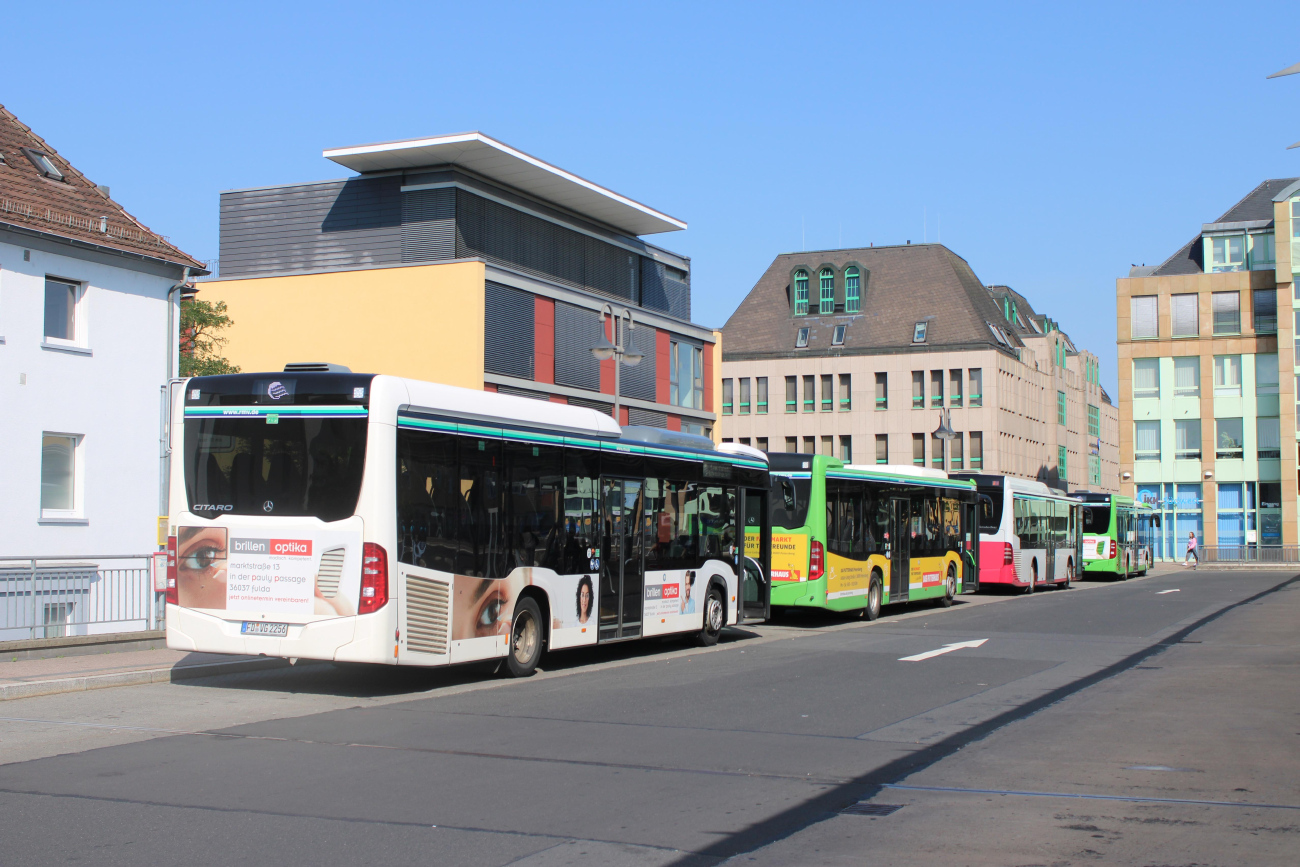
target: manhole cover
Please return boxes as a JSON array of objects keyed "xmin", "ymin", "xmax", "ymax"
[{"xmin": 842, "ymin": 803, "xmax": 905, "ymax": 816}]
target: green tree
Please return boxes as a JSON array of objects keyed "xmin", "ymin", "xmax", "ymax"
[{"xmin": 179, "ymin": 297, "xmax": 240, "ymax": 376}]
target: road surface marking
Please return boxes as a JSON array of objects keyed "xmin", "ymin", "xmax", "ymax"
[
  {"xmin": 899, "ymin": 639, "xmax": 987, "ymax": 662},
  {"xmin": 1157, "ymin": 589, "xmax": 1180, "ymax": 594}
]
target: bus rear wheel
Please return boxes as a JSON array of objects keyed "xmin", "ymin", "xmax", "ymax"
[
  {"xmin": 504, "ymin": 597, "xmax": 543, "ymax": 678},
  {"xmin": 864, "ymin": 573, "xmax": 882, "ymax": 621},
  {"xmin": 939, "ymin": 565, "xmax": 957, "ymax": 607},
  {"xmin": 697, "ymin": 586, "xmax": 725, "ymax": 647}
]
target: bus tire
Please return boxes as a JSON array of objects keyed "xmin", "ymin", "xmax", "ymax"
[
  {"xmin": 939, "ymin": 565, "xmax": 957, "ymax": 607},
  {"xmin": 697, "ymin": 586, "xmax": 725, "ymax": 647},
  {"xmin": 865, "ymin": 572, "xmax": 883, "ymax": 621},
  {"xmin": 504, "ymin": 597, "xmax": 543, "ymax": 678}
]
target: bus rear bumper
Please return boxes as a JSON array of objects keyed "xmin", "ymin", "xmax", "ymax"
[
  {"xmin": 977, "ymin": 562, "xmax": 1025, "ymax": 586},
  {"xmin": 166, "ymin": 605, "xmax": 361, "ymax": 662}
]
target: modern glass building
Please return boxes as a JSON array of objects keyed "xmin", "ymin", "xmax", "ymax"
[{"xmin": 1118, "ymin": 178, "xmax": 1298, "ymax": 557}]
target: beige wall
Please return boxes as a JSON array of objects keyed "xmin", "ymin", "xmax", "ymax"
[{"xmin": 196, "ymin": 262, "xmax": 487, "ymax": 389}]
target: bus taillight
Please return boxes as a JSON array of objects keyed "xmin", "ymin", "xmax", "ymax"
[
  {"xmin": 359, "ymin": 543, "xmax": 389, "ymax": 614},
  {"xmin": 1002, "ymin": 543, "xmax": 1014, "ymax": 566},
  {"xmin": 809, "ymin": 540, "xmax": 824, "ymax": 581},
  {"xmin": 165, "ymin": 535, "xmax": 178, "ymax": 605}
]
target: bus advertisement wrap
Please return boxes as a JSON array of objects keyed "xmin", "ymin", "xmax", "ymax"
[
  {"xmin": 771, "ymin": 533, "xmax": 809, "ymax": 581},
  {"xmin": 825, "ymin": 553, "xmax": 874, "ymax": 600}
]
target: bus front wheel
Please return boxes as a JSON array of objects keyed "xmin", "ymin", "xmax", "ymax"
[
  {"xmin": 504, "ymin": 597, "xmax": 543, "ymax": 678},
  {"xmin": 939, "ymin": 565, "xmax": 957, "ymax": 607},
  {"xmin": 697, "ymin": 586, "xmax": 725, "ymax": 647},
  {"xmin": 864, "ymin": 573, "xmax": 883, "ymax": 621}
]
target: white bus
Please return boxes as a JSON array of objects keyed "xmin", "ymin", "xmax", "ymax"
[
  {"xmin": 951, "ymin": 474, "xmax": 1081, "ymax": 592},
  {"xmin": 165, "ymin": 368, "xmax": 771, "ymax": 677}
]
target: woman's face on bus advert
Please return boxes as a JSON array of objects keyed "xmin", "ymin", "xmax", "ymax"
[{"xmin": 177, "ymin": 526, "xmax": 228, "ymax": 609}]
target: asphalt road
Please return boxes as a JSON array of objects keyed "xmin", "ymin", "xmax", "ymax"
[{"xmin": 1, "ymin": 567, "xmax": 1296, "ymax": 866}]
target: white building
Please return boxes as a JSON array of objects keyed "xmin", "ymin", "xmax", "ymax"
[{"xmin": 0, "ymin": 104, "xmax": 205, "ymax": 564}]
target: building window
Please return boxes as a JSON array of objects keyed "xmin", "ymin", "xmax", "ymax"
[
  {"xmin": 1256, "ymin": 353, "xmax": 1279, "ymax": 395},
  {"xmin": 912, "ymin": 433, "xmax": 925, "ymax": 466},
  {"xmin": 803, "ymin": 375, "xmax": 815, "ymax": 412},
  {"xmin": 738, "ymin": 378, "xmax": 751, "ymax": 414},
  {"xmin": 819, "ymin": 268, "xmax": 835, "ymax": 314},
  {"xmin": 793, "ymin": 270, "xmax": 809, "ymax": 315},
  {"xmin": 1130, "ymin": 295, "xmax": 1158, "ymax": 339},
  {"xmin": 1258, "ymin": 417, "xmax": 1281, "ymax": 460},
  {"xmin": 756, "ymin": 377, "xmax": 768, "ymax": 414},
  {"xmin": 804, "ymin": 436, "xmax": 816, "ymax": 453},
  {"xmin": 1133, "ymin": 358, "xmax": 1160, "ymax": 399},
  {"xmin": 875, "ymin": 434, "xmax": 888, "ymax": 465},
  {"xmin": 1087, "ymin": 404, "xmax": 1100, "ymax": 438},
  {"xmin": 44, "ymin": 278, "xmax": 80, "ymax": 343},
  {"xmin": 845, "ymin": 266, "xmax": 861, "ymax": 313},
  {"xmin": 913, "ymin": 321, "xmax": 928, "ymax": 343},
  {"xmin": 1089, "ymin": 454, "xmax": 1102, "ymax": 486},
  {"xmin": 738, "ymin": 437, "xmax": 750, "ymax": 446},
  {"xmin": 875, "ymin": 372, "xmax": 888, "ymax": 410},
  {"xmin": 1211, "ymin": 292, "xmax": 1240, "ymax": 335},
  {"xmin": 1253, "ymin": 289, "xmax": 1277, "ymax": 334},
  {"xmin": 821, "ymin": 374, "xmax": 833, "ymax": 411},
  {"xmin": 1170, "ymin": 293, "xmax": 1198, "ymax": 337},
  {"xmin": 41, "ymin": 434, "xmax": 81, "ymax": 517},
  {"xmin": 912, "ymin": 371, "xmax": 925, "ymax": 408},
  {"xmin": 669, "ymin": 341, "xmax": 704, "ymax": 410},
  {"xmin": 795, "ymin": 327, "xmax": 810, "ymax": 348},
  {"xmin": 1057, "ymin": 390, "xmax": 1067, "ymax": 425},
  {"xmin": 721, "ymin": 378, "xmax": 733, "ymax": 415},
  {"xmin": 1208, "ymin": 235, "xmax": 1245, "ymax": 271},
  {"xmin": 820, "ymin": 435, "xmax": 833, "ymax": 455},
  {"xmin": 831, "ymin": 324, "xmax": 846, "ymax": 345},
  {"xmin": 1174, "ymin": 419, "xmax": 1200, "ymax": 460},
  {"xmin": 949, "ymin": 369, "xmax": 963, "ymax": 407},
  {"xmin": 1213, "ymin": 355, "xmax": 1242, "ymax": 396},
  {"xmin": 969, "ymin": 431, "xmax": 983, "ymax": 470},
  {"xmin": 785, "ymin": 376, "xmax": 797, "ymax": 412},
  {"xmin": 840, "ymin": 435, "xmax": 852, "ymax": 463},
  {"xmin": 1173, "ymin": 357, "xmax": 1200, "ymax": 397},
  {"xmin": 756, "ymin": 437, "xmax": 769, "ymax": 452},
  {"xmin": 930, "ymin": 370, "xmax": 943, "ymax": 408},
  {"xmin": 839, "ymin": 374, "xmax": 851, "ymax": 410},
  {"xmin": 1250, "ymin": 232, "xmax": 1276, "ymax": 270},
  {"xmin": 1058, "ymin": 446, "xmax": 1067, "ymax": 481},
  {"xmin": 951, "ymin": 432, "xmax": 964, "ymax": 470},
  {"xmin": 24, "ymin": 148, "xmax": 64, "ymax": 180},
  {"xmin": 785, "ymin": 436, "xmax": 797, "ymax": 453},
  {"xmin": 968, "ymin": 369, "xmax": 983, "ymax": 407},
  {"xmin": 931, "ymin": 434, "xmax": 944, "ymax": 469},
  {"xmin": 1215, "ymin": 418, "xmax": 1244, "ymax": 460},
  {"xmin": 1135, "ymin": 420, "xmax": 1160, "ymax": 461}
]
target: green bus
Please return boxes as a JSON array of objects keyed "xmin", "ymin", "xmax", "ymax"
[
  {"xmin": 766, "ymin": 454, "xmax": 980, "ymax": 619},
  {"xmin": 1077, "ymin": 491, "xmax": 1159, "ymax": 577}
]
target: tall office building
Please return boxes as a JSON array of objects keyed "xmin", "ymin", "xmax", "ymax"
[
  {"xmin": 719, "ymin": 244, "xmax": 1118, "ymax": 491},
  {"xmin": 1117, "ymin": 178, "xmax": 1300, "ymax": 556}
]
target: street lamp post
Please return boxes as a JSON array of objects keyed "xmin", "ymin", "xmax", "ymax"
[
  {"xmin": 590, "ymin": 304, "xmax": 643, "ymax": 425},
  {"xmin": 934, "ymin": 407, "xmax": 957, "ymax": 473}
]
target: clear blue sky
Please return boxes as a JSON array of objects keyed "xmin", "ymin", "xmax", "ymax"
[{"xmin": 8, "ymin": 1, "xmax": 1300, "ymax": 396}]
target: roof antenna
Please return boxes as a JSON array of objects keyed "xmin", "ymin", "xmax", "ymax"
[{"xmin": 924, "ymin": 206, "xmax": 927, "ymax": 244}]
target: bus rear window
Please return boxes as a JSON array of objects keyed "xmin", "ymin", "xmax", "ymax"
[
  {"xmin": 184, "ymin": 417, "xmax": 368, "ymax": 522},
  {"xmin": 770, "ymin": 476, "xmax": 811, "ymax": 530},
  {"xmin": 1082, "ymin": 506, "xmax": 1111, "ymax": 534}
]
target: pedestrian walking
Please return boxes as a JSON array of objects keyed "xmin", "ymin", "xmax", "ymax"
[{"xmin": 1185, "ymin": 530, "xmax": 1198, "ymax": 568}]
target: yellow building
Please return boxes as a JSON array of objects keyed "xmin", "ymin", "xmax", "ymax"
[{"xmin": 198, "ymin": 133, "xmax": 721, "ymax": 436}]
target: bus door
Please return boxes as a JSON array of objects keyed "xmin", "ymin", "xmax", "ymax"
[
  {"xmin": 961, "ymin": 500, "xmax": 980, "ymax": 592},
  {"xmin": 599, "ymin": 478, "xmax": 644, "ymax": 640},
  {"xmin": 741, "ymin": 486, "xmax": 770, "ymax": 622},
  {"xmin": 889, "ymin": 498, "xmax": 910, "ymax": 602}
]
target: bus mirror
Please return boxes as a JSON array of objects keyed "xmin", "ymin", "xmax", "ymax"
[{"xmin": 1154, "ymin": 515, "xmax": 1162, "ymax": 528}]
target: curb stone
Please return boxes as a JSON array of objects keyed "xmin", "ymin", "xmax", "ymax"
[{"xmin": 0, "ymin": 657, "xmax": 307, "ymax": 702}]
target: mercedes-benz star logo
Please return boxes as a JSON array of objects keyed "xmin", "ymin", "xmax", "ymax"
[{"xmin": 263, "ymin": 501, "xmax": 274, "ymax": 513}]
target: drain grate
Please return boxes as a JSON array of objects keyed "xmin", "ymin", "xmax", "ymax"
[{"xmin": 842, "ymin": 803, "xmax": 905, "ymax": 817}]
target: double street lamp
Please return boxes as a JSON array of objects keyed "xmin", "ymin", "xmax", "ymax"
[
  {"xmin": 590, "ymin": 304, "xmax": 643, "ymax": 424},
  {"xmin": 933, "ymin": 407, "xmax": 957, "ymax": 473}
]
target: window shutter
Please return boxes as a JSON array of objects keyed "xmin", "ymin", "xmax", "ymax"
[
  {"xmin": 483, "ymin": 282, "xmax": 534, "ymax": 379},
  {"xmin": 1257, "ymin": 417, "xmax": 1281, "ymax": 451},
  {"xmin": 1170, "ymin": 294, "xmax": 1198, "ymax": 337},
  {"xmin": 1130, "ymin": 296, "xmax": 1158, "ymax": 339}
]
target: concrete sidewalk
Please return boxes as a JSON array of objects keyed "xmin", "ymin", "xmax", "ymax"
[{"xmin": 0, "ymin": 647, "xmax": 293, "ymax": 702}]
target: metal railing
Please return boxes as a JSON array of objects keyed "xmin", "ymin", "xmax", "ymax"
[
  {"xmin": 1199, "ymin": 546, "xmax": 1300, "ymax": 564},
  {"xmin": 0, "ymin": 555, "xmax": 162, "ymax": 641}
]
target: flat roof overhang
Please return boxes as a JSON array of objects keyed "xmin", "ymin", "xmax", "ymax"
[{"xmin": 322, "ymin": 132, "xmax": 686, "ymax": 237}]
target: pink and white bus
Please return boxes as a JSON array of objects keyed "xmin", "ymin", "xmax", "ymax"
[{"xmin": 951, "ymin": 474, "xmax": 1081, "ymax": 592}]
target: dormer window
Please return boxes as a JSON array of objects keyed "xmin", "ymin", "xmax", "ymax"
[
  {"xmin": 844, "ymin": 267, "xmax": 860, "ymax": 313},
  {"xmin": 793, "ymin": 270, "xmax": 809, "ymax": 316},
  {"xmin": 22, "ymin": 148, "xmax": 63, "ymax": 181},
  {"xmin": 1209, "ymin": 235, "xmax": 1245, "ymax": 272},
  {"xmin": 819, "ymin": 268, "xmax": 835, "ymax": 314},
  {"xmin": 913, "ymin": 321, "xmax": 928, "ymax": 343},
  {"xmin": 795, "ymin": 327, "xmax": 810, "ymax": 348},
  {"xmin": 832, "ymin": 325, "xmax": 846, "ymax": 345}
]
